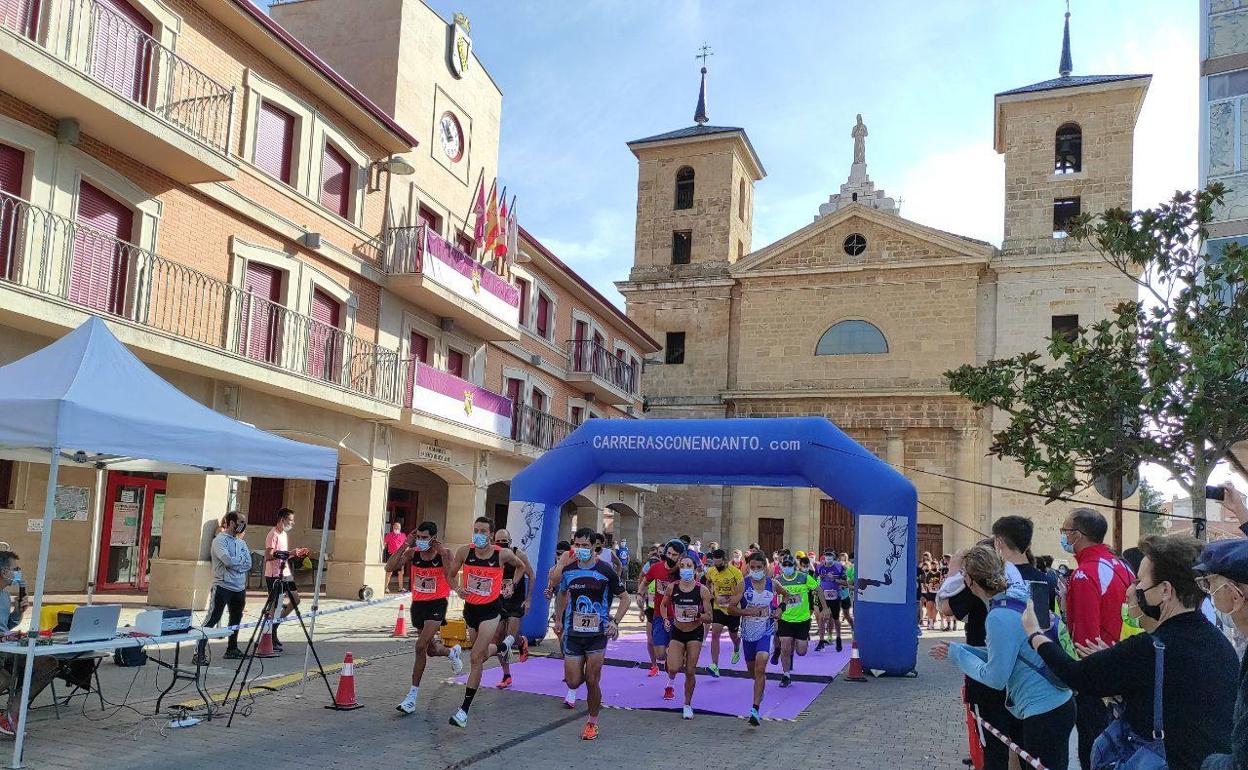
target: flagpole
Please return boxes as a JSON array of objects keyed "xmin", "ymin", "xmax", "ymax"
[{"xmin": 462, "ymin": 167, "xmax": 484, "ymax": 231}]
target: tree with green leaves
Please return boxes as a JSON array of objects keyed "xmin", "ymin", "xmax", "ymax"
[
  {"xmin": 945, "ymin": 185, "xmax": 1248, "ymax": 540},
  {"xmin": 1136, "ymin": 478, "xmax": 1166, "ymax": 536}
]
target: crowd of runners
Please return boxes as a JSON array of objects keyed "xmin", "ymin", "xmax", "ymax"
[{"xmin": 381, "ymin": 517, "xmax": 857, "ymax": 740}]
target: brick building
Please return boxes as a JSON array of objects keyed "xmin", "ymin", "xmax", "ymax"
[
  {"xmin": 0, "ymin": 0, "xmax": 656, "ymax": 608},
  {"xmin": 618, "ymin": 17, "xmax": 1147, "ymax": 559}
]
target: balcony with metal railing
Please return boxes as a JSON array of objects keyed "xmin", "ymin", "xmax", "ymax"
[
  {"xmin": 0, "ymin": 188, "xmax": 401, "ymax": 412},
  {"xmin": 511, "ymin": 402, "xmax": 574, "ymax": 452},
  {"xmin": 384, "ymin": 224, "xmax": 521, "ymax": 341},
  {"xmin": 565, "ymin": 338, "xmax": 638, "ymax": 405},
  {"xmin": 0, "ymin": 0, "xmax": 237, "ymax": 182}
]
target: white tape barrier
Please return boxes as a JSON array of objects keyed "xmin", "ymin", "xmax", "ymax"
[
  {"xmin": 0, "ymin": 591, "xmax": 410, "ymax": 658},
  {"xmin": 971, "ymin": 712, "xmax": 1049, "ymax": 770}
]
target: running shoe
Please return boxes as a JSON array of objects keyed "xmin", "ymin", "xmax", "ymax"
[
  {"xmin": 495, "ymin": 675, "xmax": 513, "ymax": 690},
  {"xmin": 663, "ymin": 685, "xmax": 675, "ymax": 700},
  {"xmin": 682, "ymin": 705, "xmax": 694, "ymax": 720},
  {"xmin": 779, "ymin": 674, "xmax": 792, "ymax": 688},
  {"xmin": 0, "ymin": 713, "xmax": 13, "ymax": 737},
  {"xmin": 449, "ymin": 709, "xmax": 469, "ymax": 728},
  {"xmin": 836, "ymin": 638, "xmax": 843, "ymax": 652},
  {"xmin": 708, "ymin": 664, "xmax": 720, "ymax": 679},
  {"xmin": 748, "ymin": 708, "xmax": 761, "ymax": 727},
  {"xmin": 518, "ymin": 635, "xmax": 530, "ymax": 663},
  {"xmin": 562, "ymin": 697, "xmax": 576, "ymax": 709},
  {"xmin": 647, "ymin": 664, "xmax": 659, "ymax": 677},
  {"xmin": 731, "ymin": 647, "xmax": 740, "ymax": 665},
  {"xmin": 448, "ymin": 644, "xmax": 464, "ymax": 675},
  {"xmin": 396, "ymin": 694, "xmax": 418, "ymax": 714},
  {"xmin": 581, "ymin": 722, "xmax": 598, "ymax": 741},
  {"xmin": 815, "ymin": 640, "xmax": 826, "ymax": 652},
  {"xmin": 770, "ymin": 647, "xmax": 780, "ymax": 665}
]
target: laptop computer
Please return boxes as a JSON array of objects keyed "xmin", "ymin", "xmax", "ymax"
[{"xmin": 67, "ymin": 605, "xmax": 120, "ymax": 644}]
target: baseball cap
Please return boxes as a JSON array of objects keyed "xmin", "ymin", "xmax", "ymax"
[
  {"xmin": 795, "ymin": 550, "xmax": 806, "ymax": 559},
  {"xmin": 1194, "ymin": 539, "xmax": 1248, "ymax": 584}
]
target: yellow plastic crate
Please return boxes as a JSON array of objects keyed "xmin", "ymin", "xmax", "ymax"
[
  {"xmin": 440, "ymin": 617, "xmax": 468, "ymax": 648},
  {"xmin": 39, "ymin": 603, "xmax": 77, "ymax": 632}
]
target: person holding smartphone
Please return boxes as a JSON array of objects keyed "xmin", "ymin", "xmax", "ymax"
[{"xmin": 992, "ymin": 517, "xmax": 1058, "ymax": 626}]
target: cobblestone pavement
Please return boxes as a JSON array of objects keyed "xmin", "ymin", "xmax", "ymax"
[{"xmin": 4, "ymin": 603, "xmax": 993, "ymax": 770}]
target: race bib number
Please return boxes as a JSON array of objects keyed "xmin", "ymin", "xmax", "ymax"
[
  {"xmin": 823, "ymin": 589, "xmax": 838, "ymax": 601},
  {"xmin": 716, "ymin": 594, "xmax": 732, "ymax": 608},
  {"xmin": 787, "ymin": 594, "xmax": 803, "ymax": 609},
  {"xmin": 572, "ymin": 612, "xmax": 600, "ymax": 633},
  {"xmin": 501, "ymin": 578, "xmax": 514, "ymax": 598},
  {"xmin": 413, "ymin": 576, "xmax": 438, "ymax": 595},
  {"xmin": 675, "ymin": 604, "xmax": 700, "ymax": 623},
  {"xmin": 466, "ymin": 574, "xmax": 494, "ymax": 597}
]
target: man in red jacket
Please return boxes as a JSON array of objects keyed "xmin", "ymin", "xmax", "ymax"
[{"xmin": 1059, "ymin": 507, "xmax": 1135, "ymax": 770}]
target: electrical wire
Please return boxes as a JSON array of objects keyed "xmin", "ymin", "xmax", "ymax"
[{"xmin": 918, "ymin": 499, "xmax": 990, "ymax": 540}]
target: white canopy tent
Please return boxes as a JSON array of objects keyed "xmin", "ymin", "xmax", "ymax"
[{"xmin": 0, "ymin": 317, "xmax": 340, "ymax": 768}]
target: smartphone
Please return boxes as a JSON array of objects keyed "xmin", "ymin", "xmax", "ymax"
[
  {"xmin": 1206, "ymin": 485, "xmax": 1227, "ymax": 501},
  {"xmin": 1028, "ymin": 580, "xmax": 1052, "ymax": 630}
]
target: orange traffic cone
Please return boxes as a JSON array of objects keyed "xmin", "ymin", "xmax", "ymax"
[
  {"xmin": 326, "ymin": 651, "xmax": 364, "ymax": 711},
  {"xmin": 254, "ymin": 619, "xmax": 280, "ymax": 658},
  {"xmin": 844, "ymin": 640, "xmax": 867, "ymax": 682},
  {"xmin": 392, "ymin": 604, "xmax": 407, "ymax": 637}
]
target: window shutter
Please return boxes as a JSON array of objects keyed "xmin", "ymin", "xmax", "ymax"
[
  {"xmin": 530, "ymin": 389, "xmax": 545, "ymax": 412},
  {"xmin": 90, "ymin": 0, "xmax": 152, "ymax": 104},
  {"xmin": 71, "ymin": 181, "xmax": 133, "ymax": 314},
  {"xmin": 404, "ymin": 332, "xmax": 429, "ymax": 406},
  {"xmin": 0, "ymin": 142, "xmax": 26, "ymax": 281},
  {"xmin": 307, "ymin": 288, "xmax": 341, "ymax": 381},
  {"xmin": 319, "ymin": 143, "xmax": 351, "ymax": 218},
  {"xmin": 243, "ymin": 262, "xmax": 282, "ymax": 363},
  {"xmin": 516, "ymin": 279, "xmax": 529, "ymax": 326},
  {"xmin": 254, "ymin": 101, "xmax": 295, "ymax": 184},
  {"xmin": 536, "ymin": 293, "xmax": 550, "ymax": 337},
  {"xmin": 0, "ymin": 459, "xmax": 13, "ymax": 508},
  {"xmin": 246, "ymin": 477, "xmax": 285, "ymax": 526},
  {"xmin": 0, "ymin": 0, "xmax": 41, "ymax": 38}
]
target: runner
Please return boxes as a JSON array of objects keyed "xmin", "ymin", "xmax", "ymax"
[
  {"xmin": 553, "ymin": 528, "xmax": 631, "ymax": 740},
  {"xmin": 814, "ymin": 549, "xmax": 847, "ymax": 652},
  {"xmin": 775, "ymin": 553, "xmax": 828, "ymax": 687},
  {"xmin": 641, "ymin": 539, "xmax": 684, "ymax": 679},
  {"xmin": 592, "ymin": 532, "xmax": 620, "ymax": 573},
  {"xmin": 384, "ymin": 521, "xmax": 464, "ymax": 714},
  {"xmin": 636, "ymin": 544, "xmax": 662, "ymax": 675},
  {"xmin": 730, "ymin": 548, "xmax": 746, "ymax": 572},
  {"xmin": 661, "ymin": 555, "xmax": 712, "ymax": 718},
  {"xmin": 492, "ymin": 528, "xmax": 534, "ymax": 689},
  {"xmin": 840, "ymin": 552, "xmax": 856, "ymax": 630},
  {"xmin": 727, "ymin": 551, "xmax": 789, "ymax": 726},
  {"xmin": 446, "ymin": 516, "xmax": 526, "ymax": 728},
  {"xmin": 705, "ymin": 548, "xmax": 743, "ymax": 677},
  {"xmin": 547, "ymin": 540, "xmax": 571, "ymax": 661}
]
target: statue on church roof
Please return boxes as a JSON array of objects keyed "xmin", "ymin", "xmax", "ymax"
[{"xmin": 852, "ymin": 114, "xmax": 867, "ymax": 166}]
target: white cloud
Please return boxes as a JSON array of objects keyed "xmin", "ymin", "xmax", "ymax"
[{"xmin": 896, "ymin": 144, "xmax": 1006, "ymax": 246}]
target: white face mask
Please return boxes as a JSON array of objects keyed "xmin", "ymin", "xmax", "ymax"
[{"xmin": 282, "ymin": 523, "xmax": 293, "ymax": 533}]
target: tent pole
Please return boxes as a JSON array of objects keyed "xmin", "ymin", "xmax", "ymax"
[
  {"xmin": 85, "ymin": 466, "xmax": 105, "ymax": 605},
  {"xmin": 299, "ymin": 480, "xmax": 335, "ymax": 696},
  {"xmin": 11, "ymin": 449, "xmax": 60, "ymax": 769}
]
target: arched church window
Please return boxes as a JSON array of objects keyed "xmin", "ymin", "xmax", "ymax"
[
  {"xmin": 1055, "ymin": 123, "xmax": 1082, "ymax": 174},
  {"xmin": 674, "ymin": 167, "xmax": 695, "ymax": 210},
  {"xmin": 815, "ymin": 320, "xmax": 888, "ymax": 356}
]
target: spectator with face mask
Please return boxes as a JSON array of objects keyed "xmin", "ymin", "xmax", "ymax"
[
  {"xmin": 195, "ymin": 512, "xmax": 252, "ymax": 664},
  {"xmin": 1023, "ymin": 534, "xmax": 1239, "ymax": 770},
  {"xmin": 1194, "ymin": 537, "xmax": 1248, "ymax": 770}
]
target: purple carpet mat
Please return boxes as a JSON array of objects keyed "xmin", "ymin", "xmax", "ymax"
[
  {"xmin": 600, "ymin": 632, "xmax": 853, "ymax": 682},
  {"xmin": 457, "ymin": 655, "xmax": 825, "ymax": 721}
]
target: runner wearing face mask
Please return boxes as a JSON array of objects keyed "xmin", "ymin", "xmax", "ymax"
[
  {"xmin": 727, "ymin": 551, "xmax": 790, "ymax": 726},
  {"xmin": 705, "ymin": 548, "xmax": 743, "ymax": 677},
  {"xmin": 641, "ymin": 539, "xmax": 685, "ymax": 678},
  {"xmin": 492, "ymin": 529, "xmax": 534, "ymax": 690},
  {"xmin": 446, "ymin": 517, "xmax": 526, "ymax": 728},
  {"xmin": 814, "ymin": 550, "xmax": 847, "ymax": 652},
  {"xmin": 384, "ymin": 521, "xmax": 464, "ymax": 714},
  {"xmin": 661, "ymin": 555, "xmax": 712, "ymax": 718},
  {"xmin": 263, "ymin": 507, "xmax": 309, "ymax": 651},
  {"xmin": 775, "ymin": 554, "xmax": 828, "ymax": 688}
]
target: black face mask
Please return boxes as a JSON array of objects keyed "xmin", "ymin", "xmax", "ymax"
[
  {"xmin": 663, "ymin": 556, "xmax": 676, "ymax": 567},
  {"xmin": 1135, "ymin": 584, "xmax": 1164, "ymax": 621}
]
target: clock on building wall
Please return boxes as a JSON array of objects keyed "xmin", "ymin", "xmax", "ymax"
[{"xmin": 439, "ymin": 112, "xmax": 464, "ymax": 162}]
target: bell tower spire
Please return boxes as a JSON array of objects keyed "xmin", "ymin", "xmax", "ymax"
[
  {"xmin": 694, "ymin": 44, "xmax": 712, "ymax": 125},
  {"xmin": 1059, "ymin": 1, "xmax": 1073, "ymax": 78}
]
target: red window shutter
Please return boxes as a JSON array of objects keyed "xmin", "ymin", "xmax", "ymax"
[
  {"xmin": 307, "ymin": 288, "xmax": 341, "ymax": 381},
  {"xmin": 0, "ymin": 0, "xmax": 41, "ymax": 39},
  {"xmin": 530, "ymin": 389, "xmax": 545, "ymax": 412},
  {"xmin": 516, "ymin": 279, "xmax": 529, "ymax": 326},
  {"xmin": 417, "ymin": 206, "xmax": 439, "ymax": 231},
  {"xmin": 246, "ymin": 477, "xmax": 285, "ymax": 526},
  {"xmin": 254, "ymin": 101, "xmax": 295, "ymax": 184},
  {"xmin": 243, "ymin": 262, "xmax": 282, "ymax": 363},
  {"xmin": 71, "ymin": 181, "xmax": 133, "ymax": 314},
  {"xmin": 505, "ymin": 378, "xmax": 522, "ymax": 404},
  {"xmin": 91, "ymin": 0, "xmax": 152, "ymax": 104},
  {"xmin": 0, "ymin": 459, "xmax": 13, "ymax": 507},
  {"xmin": 404, "ymin": 331, "xmax": 429, "ymax": 406},
  {"xmin": 536, "ymin": 293, "xmax": 550, "ymax": 337},
  {"xmin": 571, "ymin": 406, "xmax": 583, "ymax": 426},
  {"xmin": 0, "ymin": 142, "xmax": 26, "ymax": 281},
  {"xmin": 319, "ymin": 143, "xmax": 351, "ymax": 218},
  {"xmin": 446, "ymin": 349, "xmax": 464, "ymax": 379},
  {"xmin": 313, "ymin": 478, "xmax": 340, "ymax": 529}
]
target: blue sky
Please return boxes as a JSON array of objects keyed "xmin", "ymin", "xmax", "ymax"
[{"xmin": 404, "ymin": 0, "xmax": 1196, "ymax": 308}]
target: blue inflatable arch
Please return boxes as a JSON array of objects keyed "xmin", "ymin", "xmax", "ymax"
[{"xmin": 506, "ymin": 417, "xmax": 919, "ymax": 675}]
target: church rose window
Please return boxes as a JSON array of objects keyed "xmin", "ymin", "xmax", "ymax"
[
  {"xmin": 843, "ymin": 233, "xmax": 867, "ymax": 256},
  {"xmin": 816, "ymin": 320, "xmax": 888, "ymax": 356}
]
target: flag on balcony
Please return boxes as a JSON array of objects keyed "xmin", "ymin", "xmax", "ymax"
[
  {"xmin": 483, "ymin": 182, "xmax": 501, "ymax": 262},
  {"xmin": 505, "ymin": 196, "xmax": 518, "ymax": 270},
  {"xmin": 472, "ymin": 174, "xmax": 487, "ymax": 247}
]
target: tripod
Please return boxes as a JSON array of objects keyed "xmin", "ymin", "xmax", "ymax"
[{"xmin": 220, "ymin": 554, "xmax": 336, "ymax": 725}]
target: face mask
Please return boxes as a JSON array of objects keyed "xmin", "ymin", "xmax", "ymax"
[
  {"xmin": 750, "ymin": 569, "xmax": 766, "ymax": 581},
  {"xmin": 823, "ymin": 557, "xmax": 833, "ymax": 565},
  {"xmin": 414, "ymin": 538, "xmax": 431, "ymax": 552},
  {"xmin": 575, "ymin": 547, "xmax": 593, "ymax": 562},
  {"xmin": 679, "ymin": 568, "xmax": 695, "ymax": 581},
  {"xmin": 282, "ymin": 523, "xmax": 293, "ymax": 533},
  {"xmin": 1059, "ymin": 533, "xmax": 1075, "ymax": 554},
  {"xmin": 594, "ymin": 546, "xmax": 603, "ymax": 553},
  {"xmin": 472, "ymin": 533, "xmax": 489, "ymax": 548},
  {"xmin": 1135, "ymin": 584, "xmax": 1163, "ymax": 621},
  {"xmin": 9, "ymin": 569, "xmax": 21, "ymax": 585},
  {"xmin": 496, "ymin": 542, "xmax": 511, "ymax": 550},
  {"xmin": 664, "ymin": 556, "xmax": 676, "ymax": 567},
  {"xmin": 234, "ymin": 521, "xmax": 246, "ymax": 535},
  {"xmin": 781, "ymin": 566, "xmax": 795, "ymax": 578}
]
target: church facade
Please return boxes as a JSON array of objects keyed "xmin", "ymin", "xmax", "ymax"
[{"xmin": 617, "ymin": 27, "xmax": 1150, "ymax": 561}]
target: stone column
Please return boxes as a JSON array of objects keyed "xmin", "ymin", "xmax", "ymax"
[
  {"xmin": 325, "ymin": 463, "xmax": 388, "ymax": 599},
  {"xmin": 952, "ymin": 427, "xmax": 979, "ymax": 552},
  {"xmin": 728, "ymin": 487, "xmax": 751, "ymax": 552},
  {"xmin": 790, "ymin": 488, "xmax": 813, "ymax": 552},
  {"xmin": 148, "ymin": 474, "xmax": 229, "ymax": 610},
  {"xmin": 445, "ymin": 483, "xmax": 486, "ymax": 546},
  {"xmin": 884, "ymin": 426, "xmax": 905, "ymax": 472}
]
